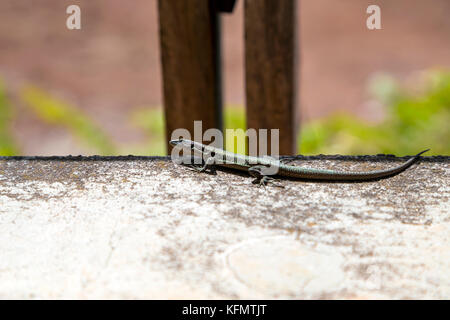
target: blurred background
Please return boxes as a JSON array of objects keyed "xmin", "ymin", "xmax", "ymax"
[{"xmin": 0, "ymin": 0, "xmax": 448, "ymax": 156}]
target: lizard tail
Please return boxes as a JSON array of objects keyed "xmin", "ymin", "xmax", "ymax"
[
  {"xmin": 414, "ymin": 149, "xmax": 430, "ymax": 157},
  {"xmin": 401, "ymin": 148, "xmax": 430, "ymax": 169},
  {"xmin": 295, "ymin": 149, "xmax": 430, "ymax": 181},
  {"xmin": 355, "ymin": 148, "xmax": 430, "ymax": 180}
]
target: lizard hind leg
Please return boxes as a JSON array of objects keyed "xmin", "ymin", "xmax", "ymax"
[{"xmin": 248, "ymin": 165, "xmax": 284, "ymax": 188}]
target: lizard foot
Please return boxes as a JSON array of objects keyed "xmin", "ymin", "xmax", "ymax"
[{"xmin": 249, "ymin": 166, "xmax": 284, "ymax": 188}]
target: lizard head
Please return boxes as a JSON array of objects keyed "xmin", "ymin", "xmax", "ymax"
[{"xmin": 169, "ymin": 138, "xmax": 205, "ymax": 153}]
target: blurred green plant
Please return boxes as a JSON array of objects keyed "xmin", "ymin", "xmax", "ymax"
[
  {"xmin": 22, "ymin": 86, "xmax": 116, "ymax": 155},
  {"xmin": 130, "ymin": 108, "xmax": 166, "ymax": 155},
  {"xmin": 129, "ymin": 105, "xmax": 248, "ymax": 155},
  {"xmin": 224, "ymin": 105, "xmax": 247, "ymax": 154},
  {"xmin": 1, "ymin": 69, "xmax": 447, "ymax": 156},
  {"xmin": 300, "ymin": 70, "xmax": 450, "ymax": 155},
  {"xmin": 128, "ymin": 70, "xmax": 450, "ymax": 156},
  {"xmin": 225, "ymin": 104, "xmax": 246, "ymax": 131},
  {"xmin": 0, "ymin": 79, "xmax": 19, "ymax": 156}
]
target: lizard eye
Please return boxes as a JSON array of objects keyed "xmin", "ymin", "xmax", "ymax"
[{"xmin": 210, "ymin": 151, "xmax": 215, "ymax": 157}]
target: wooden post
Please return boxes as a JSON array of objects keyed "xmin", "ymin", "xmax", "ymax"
[
  {"xmin": 158, "ymin": 0, "xmax": 222, "ymax": 153},
  {"xmin": 244, "ymin": 0, "xmax": 298, "ymax": 155}
]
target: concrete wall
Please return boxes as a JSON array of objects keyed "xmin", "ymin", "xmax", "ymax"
[{"xmin": 0, "ymin": 155, "xmax": 448, "ymax": 299}]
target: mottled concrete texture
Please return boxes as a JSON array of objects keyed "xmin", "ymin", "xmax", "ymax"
[{"xmin": 0, "ymin": 155, "xmax": 448, "ymax": 299}]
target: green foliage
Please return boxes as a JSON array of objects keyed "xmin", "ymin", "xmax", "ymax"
[
  {"xmin": 299, "ymin": 114, "xmax": 386, "ymax": 155},
  {"xmin": 22, "ymin": 86, "xmax": 116, "ymax": 155},
  {"xmin": 224, "ymin": 105, "xmax": 247, "ymax": 154},
  {"xmin": 130, "ymin": 105, "xmax": 249, "ymax": 155},
  {"xmin": 224, "ymin": 104, "xmax": 246, "ymax": 131},
  {"xmin": 299, "ymin": 70, "xmax": 450, "ymax": 155},
  {"xmin": 130, "ymin": 73, "xmax": 450, "ymax": 156},
  {"xmin": 0, "ymin": 80, "xmax": 19, "ymax": 156},
  {"xmin": 129, "ymin": 108, "xmax": 166, "ymax": 155},
  {"xmin": 0, "ymin": 69, "xmax": 447, "ymax": 156}
]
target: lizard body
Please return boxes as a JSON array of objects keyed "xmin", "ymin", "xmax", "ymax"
[{"xmin": 170, "ymin": 139, "xmax": 428, "ymax": 186}]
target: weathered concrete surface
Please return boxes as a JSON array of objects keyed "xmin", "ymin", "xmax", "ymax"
[{"xmin": 0, "ymin": 155, "xmax": 448, "ymax": 299}]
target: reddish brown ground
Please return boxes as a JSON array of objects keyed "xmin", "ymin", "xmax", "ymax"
[{"xmin": 0, "ymin": 0, "xmax": 449, "ymax": 155}]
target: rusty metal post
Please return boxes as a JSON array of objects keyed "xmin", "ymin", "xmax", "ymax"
[
  {"xmin": 244, "ymin": 0, "xmax": 298, "ymax": 155},
  {"xmin": 158, "ymin": 0, "xmax": 224, "ymax": 153}
]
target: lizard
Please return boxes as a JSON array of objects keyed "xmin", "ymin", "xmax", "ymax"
[{"xmin": 169, "ymin": 138, "xmax": 429, "ymax": 187}]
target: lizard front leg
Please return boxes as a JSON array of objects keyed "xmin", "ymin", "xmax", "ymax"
[
  {"xmin": 195, "ymin": 156, "xmax": 217, "ymax": 175},
  {"xmin": 173, "ymin": 154, "xmax": 216, "ymax": 175}
]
